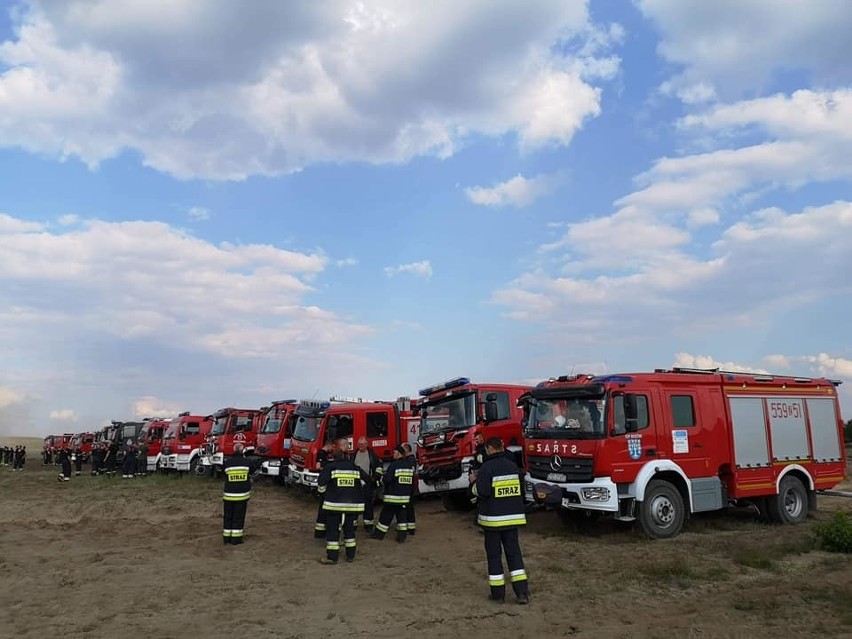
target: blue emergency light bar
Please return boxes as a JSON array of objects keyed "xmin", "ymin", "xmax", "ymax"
[{"xmin": 418, "ymin": 376, "xmax": 470, "ymax": 397}]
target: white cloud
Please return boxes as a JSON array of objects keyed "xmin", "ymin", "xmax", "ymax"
[
  {"xmin": 131, "ymin": 396, "xmax": 180, "ymax": 419},
  {"xmin": 58, "ymin": 214, "xmax": 79, "ymax": 226},
  {"xmin": 0, "ymin": 1, "xmax": 620, "ymax": 180},
  {"xmin": 0, "ymin": 213, "xmax": 379, "ymax": 432},
  {"xmin": 0, "ymin": 387, "xmax": 24, "ymax": 410},
  {"xmin": 187, "ymin": 206, "xmax": 210, "ymax": 221},
  {"xmin": 804, "ymin": 354, "xmax": 852, "ymax": 379},
  {"xmin": 465, "ymin": 172, "xmax": 564, "ymax": 208},
  {"xmin": 48, "ymin": 408, "xmax": 78, "ymax": 422},
  {"xmin": 638, "ymin": 0, "xmax": 852, "ymax": 98},
  {"xmin": 0, "ymin": 214, "xmax": 43, "ymax": 233},
  {"xmin": 336, "ymin": 257, "xmax": 358, "ymax": 267},
  {"xmin": 672, "ymin": 353, "xmax": 769, "ymax": 375},
  {"xmin": 384, "ymin": 260, "xmax": 432, "ymax": 280}
]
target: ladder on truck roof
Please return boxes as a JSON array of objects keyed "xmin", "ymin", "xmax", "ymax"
[{"xmin": 654, "ymin": 366, "xmax": 842, "ymax": 386}]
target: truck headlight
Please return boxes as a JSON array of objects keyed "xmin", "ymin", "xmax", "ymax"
[{"xmin": 581, "ymin": 487, "xmax": 610, "ymax": 502}]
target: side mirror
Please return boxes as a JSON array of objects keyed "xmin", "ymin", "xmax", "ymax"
[{"xmin": 623, "ymin": 394, "xmax": 639, "ymax": 432}]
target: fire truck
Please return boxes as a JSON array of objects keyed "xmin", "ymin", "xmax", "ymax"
[
  {"xmin": 416, "ymin": 377, "xmax": 532, "ymax": 510},
  {"xmin": 140, "ymin": 419, "xmax": 170, "ymax": 472},
  {"xmin": 521, "ymin": 367, "xmax": 847, "ymax": 538},
  {"xmin": 256, "ymin": 400, "xmax": 299, "ymax": 483},
  {"xmin": 288, "ymin": 397, "xmax": 419, "ymax": 489},
  {"xmin": 204, "ymin": 407, "xmax": 263, "ymax": 474},
  {"xmin": 70, "ymin": 432, "xmax": 95, "ymax": 462},
  {"xmin": 106, "ymin": 420, "xmax": 149, "ymax": 466},
  {"xmin": 160, "ymin": 412, "xmax": 213, "ymax": 473}
]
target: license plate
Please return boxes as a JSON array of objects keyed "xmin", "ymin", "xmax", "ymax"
[
  {"xmin": 433, "ymin": 482, "xmax": 449, "ymax": 492},
  {"xmin": 547, "ymin": 472, "xmax": 566, "ymax": 482}
]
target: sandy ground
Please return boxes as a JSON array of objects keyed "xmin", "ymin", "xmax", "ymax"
[{"xmin": 1, "ymin": 440, "xmax": 851, "ymax": 639}]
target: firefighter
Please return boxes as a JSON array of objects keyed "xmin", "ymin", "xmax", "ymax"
[
  {"xmin": 14, "ymin": 445, "xmax": 26, "ymax": 471},
  {"xmin": 313, "ymin": 439, "xmax": 336, "ymax": 538},
  {"xmin": 471, "ymin": 437, "xmax": 530, "ymax": 605},
  {"xmin": 43, "ymin": 447, "xmax": 51, "ymax": 466},
  {"xmin": 371, "ymin": 445, "xmax": 414, "ymax": 543},
  {"xmin": 73, "ymin": 444, "xmax": 83, "ymax": 476},
  {"xmin": 122, "ymin": 439, "xmax": 137, "ymax": 478},
  {"xmin": 91, "ymin": 443, "xmax": 104, "ymax": 475},
  {"xmin": 316, "ymin": 447, "xmax": 368, "ymax": 564},
  {"xmin": 402, "ymin": 442, "xmax": 417, "ymax": 537},
  {"xmin": 222, "ymin": 442, "xmax": 258, "ymax": 545},
  {"xmin": 57, "ymin": 447, "xmax": 72, "ymax": 481},
  {"xmin": 136, "ymin": 438, "xmax": 148, "ymax": 477},
  {"xmin": 351, "ymin": 436, "xmax": 383, "ymax": 532},
  {"xmin": 104, "ymin": 439, "xmax": 119, "ymax": 476}
]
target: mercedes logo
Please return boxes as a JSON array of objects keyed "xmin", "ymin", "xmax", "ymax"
[{"xmin": 550, "ymin": 454, "xmax": 563, "ymax": 471}]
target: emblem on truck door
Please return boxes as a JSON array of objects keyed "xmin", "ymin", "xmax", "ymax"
[{"xmin": 627, "ymin": 435, "xmax": 642, "ymax": 460}]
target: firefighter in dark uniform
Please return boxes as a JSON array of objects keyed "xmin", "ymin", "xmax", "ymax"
[
  {"xmin": 371, "ymin": 445, "xmax": 415, "ymax": 543},
  {"xmin": 314, "ymin": 439, "xmax": 336, "ymax": 538},
  {"xmin": 472, "ymin": 437, "xmax": 530, "ymax": 605},
  {"xmin": 402, "ymin": 442, "xmax": 418, "ymax": 536},
  {"xmin": 222, "ymin": 442, "xmax": 258, "ymax": 545},
  {"xmin": 122, "ymin": 439, "xmax": 137, "ymax": 478},
  {"xmin": 73, "ymin": 444, "xmax": 84, "ymax": 476},
  {"xmin": 57, "ymin": 447, "xmax": 72, "ymax": 481},
  {"xmin": 91, "ymin": 443, "xmax": 104, "ymax": 475},
  {"xmin": 351, "ymin": 436, "xmax": 383, "ymax": 532},
  {"xmin": 316, "ymin": 447, "xmax": 368, "ymax": 564},
  {"xmin": 104, "ymin": 439, "xmax": 119, "ymax": 476}
]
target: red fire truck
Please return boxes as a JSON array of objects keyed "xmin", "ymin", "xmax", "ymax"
[
  {"xmin": 70, "ymin": 432, "xmax": 95, "ymax": 462},
  {"xmin": 160, "ymin": 412, "xmax": 214, "ymax": 473},
  {"xmin": 288, "ymin": 397, "xmax": 419, "ymax": 489},
  {"xmin": 416, "ymin": 377, "xmax": 532, "ymax": 510},
  {"xmin": 205, "ymin": 407, "xmax": 263, "ymax": 474},
  {"xmin": 256, "ymin": 399, "xmax": 299, "ymax": 483},
  {"xmin": 141, "ymin": 419, "xmax": 170, "ymax": 472},
  {"xmin": 522, "ymin": 367, "xmax": 847, "ymax": 538}
]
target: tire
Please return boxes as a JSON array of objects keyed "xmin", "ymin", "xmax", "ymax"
[
  {"xmin": 441, "ymin": 492, "xmax": 475, "ymax": 512},
  {"xmin": 638, "ymin": 480, "xmax": 685, "ymax": 539},
  {"xmin": 190, "ymin": 457, "xmax": 203, "ymax": 476},
  {"xmin": 766, "ymin": 475, "xmax": 808, "ymax": 525}
]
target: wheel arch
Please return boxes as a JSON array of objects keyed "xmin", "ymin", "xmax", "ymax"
[{"xmin": 633, "ymin": 460, "xmax": 693, "ymax": 511}]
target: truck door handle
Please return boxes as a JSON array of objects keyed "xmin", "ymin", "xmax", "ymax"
[{"xmin": 645, "ymin": 448, "xmax": 656, "ymax": 457}]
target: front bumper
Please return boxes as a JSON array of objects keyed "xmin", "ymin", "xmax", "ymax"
[
  {"xmin": 288, "ymin": 463, "xmax": 318, "ymax": 488},
  {"xmin": 261, "ymin": 459, "xmax": 284, "ymax": 477},
  {"xmin": 524, "ymin": 474, "xmax": 619, "ymax": 512}
]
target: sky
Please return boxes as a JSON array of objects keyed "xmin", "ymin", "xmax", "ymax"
[{"xmin": 0, "ymin": 0, "xmax": 850, "ymax": 436}]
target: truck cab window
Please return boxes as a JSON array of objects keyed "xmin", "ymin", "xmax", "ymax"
[
  {"xmin": 487, "ymin": 392, "xmax": 511, "ymax": 422},
  {"xmin": 329, "ymin": 414, "xmax": 354, "ymax": 440},
  {"xmin": 671, "ymin": 395, "xmax": 696, "ymax": 427},
  {"xmin": 612, "ymin": 394, "xmax": 650, "ymax": 435},
  {"xmin": 366, "ymin": 412, "xmax": 388, "ymax": 437}
]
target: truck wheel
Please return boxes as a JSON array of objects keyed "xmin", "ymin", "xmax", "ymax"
[
  {"xmin": 638, "ymin": 480, "xmax": 685, "ymax": 539},
  {"xmin": 441, "ymin": 492, "xmax": 474, "ymax": 512},
  {"xmin": 190, "ymin": 458, "xmax": 203, "ymax": 476},
  {"xmin": 766, "ymin": 475, "xmax": 808, "ymax": 525}
]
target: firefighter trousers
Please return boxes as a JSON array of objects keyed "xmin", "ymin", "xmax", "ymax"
[
  {"xmin": 314, "ymin": 499, "xmax": 327, "ymax": 538},
  {"xmin": 325, "ymin": 511, "xmax": 356, "ymax": 563},
  {"xmin": 484, "ymin": 528, "xmax": 528, "ymax": 600},
  {"xmin": 223, "ymin": 498, "xmax": 249, "ymax": 544},
  {"xmin": 360, "ymin": 482, "xmax": 376, "ymax": 528},
  {"xmin": 374, "ymin": 502, "xmax": 408, "ymax": 542},
  {"xmin": 404, "ymin": 499, "xmax": 416, "ymax": 535}
]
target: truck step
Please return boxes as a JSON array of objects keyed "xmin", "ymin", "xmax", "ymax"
[{"xmin": 613, "ymin": 515, "xmax": 636, "ymax": 522}]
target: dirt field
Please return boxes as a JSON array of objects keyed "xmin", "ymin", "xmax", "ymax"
[{"xmin": 1, "ymin": 440, "xmax": 851, "ymax": 639}]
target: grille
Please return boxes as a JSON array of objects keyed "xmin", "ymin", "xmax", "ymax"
[{"xmin": 527, "ymin": 455, "xmax": 593, "ymax": 483}]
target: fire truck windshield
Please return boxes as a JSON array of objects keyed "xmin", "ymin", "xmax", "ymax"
[
  {"xmin": 420, "ymin": 394, "xmax": 476, "ymax": 434},
  {"xmin": 292, "ymin": 415, "xmax": 321, "ymax": 442},
  {"xmin": 525, "ymin": 397, "xmax": 605, "ymax": 439},
  {"xmin": 211, "ymin": 416, "xmax": 228, "ymax": 436},
  {"xmin": 261, "ymin": 417, "xmax": 282, "ymax": 434}
]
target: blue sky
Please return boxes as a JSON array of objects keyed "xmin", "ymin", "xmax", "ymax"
[{"xmin": 1, "ymin": 0, "xmax": 850, "ymax": 435}]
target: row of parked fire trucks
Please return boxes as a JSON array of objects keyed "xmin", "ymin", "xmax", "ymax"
[{"xmin": 43, "ymin": 368, "xmax": 848, "ymax": 538}]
